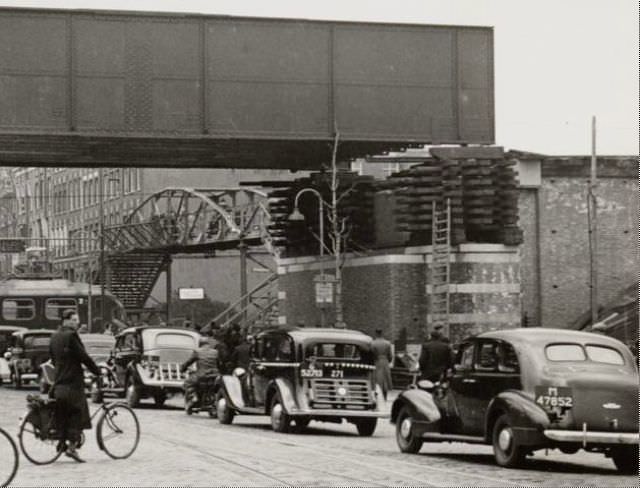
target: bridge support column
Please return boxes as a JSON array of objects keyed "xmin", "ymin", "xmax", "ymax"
[
  {"xmin": 239, "ymin": 242, "xmax": 248, "ymax": 326},
  {"xmin": 165, "ymin": 255, "xmax": 172, "ymax": 323}
]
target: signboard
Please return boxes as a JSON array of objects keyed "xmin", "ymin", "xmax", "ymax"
[
  {"xmin": 178, "ymin": 288, "xmax": 204, "ymax": 300},
  {"xmin": 314, "ymin": 274, "xmax": 334, "ymax": 305},
  {"xmin": 0, "ymin": 239, "xmax": 25, "ymax": 253}
]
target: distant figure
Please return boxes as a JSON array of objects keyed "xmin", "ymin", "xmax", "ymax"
[
  {"xmin": 419, "ymin": 325, "xmax": 453, "ymax": 382},
  {"xmin": 370, "ymin": 328, "xmax": 393, "ymax": 401},
  {"xmin": 231, "ymin": 335, "xmax": 253, "ymax": 371},
  {"xmin": 180, "ymin": 337, "xmax": 220, "ymax": 409},
  {"xmin": 183, "ymin": 320, "xmax": 193, "ymax": 329}
]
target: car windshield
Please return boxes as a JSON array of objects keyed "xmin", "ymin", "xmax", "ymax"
[
  {"xmin": 304, "ymin": 342, "xmax": 366, "ymax": 361},
  {"xmin": 545, "ymin": 343, "xmax": 625, "ymax": 365}
]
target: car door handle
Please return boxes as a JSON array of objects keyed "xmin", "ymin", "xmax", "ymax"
[{"xmin": 462, "ymin": 378, "xmax": 477, "ymax": 383}]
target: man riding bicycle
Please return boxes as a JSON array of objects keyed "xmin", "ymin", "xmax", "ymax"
[
  {"xmin": 180, "ymin": 337, "xmax": 220, "ymax": 409},
  {"xmin": 49, "ymin": 309, "xmax": 101, "ymax": 462}
]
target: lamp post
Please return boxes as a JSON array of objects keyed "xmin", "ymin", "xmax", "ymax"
[{"xmin": 288, "ymin": 188, "xmax": 331, "ymax": 327}]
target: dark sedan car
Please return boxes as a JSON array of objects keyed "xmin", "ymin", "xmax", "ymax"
[
  {"xmin": 3, "ymin": 329, "xmax": 53, "ymax": 388},
  {"xmin": 390, "ymin": 328, "xmax": 639, "ymax": 473}
]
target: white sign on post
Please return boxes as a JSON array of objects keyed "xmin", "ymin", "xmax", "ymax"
[{"xmin": 178, "ymin": 288, "xmax": 204, "ymax": 300}]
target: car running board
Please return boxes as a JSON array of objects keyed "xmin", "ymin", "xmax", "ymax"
[{"xmin": 421, "ymin": 432, "xmax": 486, "ymax": 444}]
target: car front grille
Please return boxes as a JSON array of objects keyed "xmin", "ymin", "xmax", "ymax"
[{"xmin": 310, "ymin": 379, "xmax": 372, "ymax": 408}]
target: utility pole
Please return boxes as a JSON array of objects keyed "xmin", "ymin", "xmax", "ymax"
[
  {"xmin": 99, "ymin": 168, "xmax": 105, "ymax": 328},
  {"xmin": 588, "ymin": 116, "xmax": 598, "ymax": 325},
  {"xmin": 330, "ymin": 131, "xmax": 346, "ymax": 329}
]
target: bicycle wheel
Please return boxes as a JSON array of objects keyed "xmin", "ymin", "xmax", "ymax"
[
  {"xmin": 0, "ymin": 427, "xmax": 18, "ymax": 487},
  {"xmin": 18, "ymin": 414, "xmax": 61, "ymax": 466},
  {"xmin": 96, "ymin": 403, "xmax": 140, "ymax": 460}
]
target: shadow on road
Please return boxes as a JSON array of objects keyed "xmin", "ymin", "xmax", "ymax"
[{"xmin": 419, "ymin": 452, "xmax": 617, "ymax": 475}]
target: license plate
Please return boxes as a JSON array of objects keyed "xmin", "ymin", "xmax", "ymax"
[
  {"xmin": 300, "ymin": 368, "xmax": 323, "ymax": 378},
  {"xmin": 535, "ymin": 386, "xmax": 573, "ymax": 411}
]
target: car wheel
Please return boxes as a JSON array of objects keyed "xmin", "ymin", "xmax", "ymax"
[
  {"xmin": 216, "ymin": 392, "xmax": 234, "ymax": 425},
  {"xmin": 611, "ymin": 445, "xmax": 639, "ymax": 474},
  {"xmin": 395, "ymin": 406, "xmax": 423, "ymax": 453},
  {"xmin": 125, "ymin": 380, "xmax": 140, "ymax": 408},
  {"xmin": 355, "ymin": 418, "xmax": 377, "ymax": 437},
  {"xmin": 492, "ymin": 414, "xmax": 525, "ymax": 468},
  {"xmin": 270, "ymin": 393, "xmax": 290, "ymax": 433}
]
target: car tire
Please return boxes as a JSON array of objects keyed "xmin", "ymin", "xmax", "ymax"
[
  {"xmin": 492, "ymin": 414, "xmax": 526, "ymax": 468},
  {"xmin": 611, "ymin": 445, "xmax": 639, "ymax": 474},
  {"xmin": 216, "ymin": 392, "xmax": 234, "ymax": 425},
  {"xmin": 270, "ymin": 393, "xmax": 290, "ymax": 433},
  {"xmin": 355, "ymin": 418, "xmax": 377, "ymax": 437},
  {"xmin": 395, "ymin": 406, "xmax": 423, "ymax": 453},
  {"xmin": 125, "ymin": 380, "xmax": 140, "ymax": 408}
]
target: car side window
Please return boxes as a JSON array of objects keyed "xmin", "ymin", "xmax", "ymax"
[
  {"xmin": 497, "ymin": 342, "xmax": 520, "ymax": 373},
  {"xmin": 454, "ymin": 343, "xmax": 474, "ymax": 372},
  {"xmin": 475, "ymin": 341, "xmax": 499, "ymax": 371},
  {"xmin": 276, "ymin": 337, "xmax": 293, "ymax": 362}
]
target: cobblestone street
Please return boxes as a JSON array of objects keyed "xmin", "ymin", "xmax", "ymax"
[{"xmin": 1, "ymin": 387, "xmax": 636, "ymax": 487}]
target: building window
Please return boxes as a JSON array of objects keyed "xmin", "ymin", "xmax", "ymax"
[{"xmin": 350, "ymin": 160, "xmax": 364, "ymax": 176}]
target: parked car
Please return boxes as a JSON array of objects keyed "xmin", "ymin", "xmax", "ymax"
[
  {"xmin": 39, "ymin": 333, "xmax": 117, "ymax": 393},
  {"xmin": 390, "ymin": 328, "xmax": 639, "ymax": 472},
  {"xmin": 391, "ymin": 352, "xmax": 420, "ymax": 389},
  {"xmin": 91, "ymin": 326, "xmax": 200, "ymax": 408},
  {"xmin": 216, "ymin": 327, "xmax": 388, "ymax": 435},
  {"xmin": 3, "ymin": 329, "xmax": 54, "ymax": 388},
  {"xmin": 0, "ymin": 326, "xmax": 27, "ymax": 384}
]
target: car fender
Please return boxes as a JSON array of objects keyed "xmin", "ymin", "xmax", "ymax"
[
  {"xmin": 485, "ymin": 390, "xmax": 550, "ymax": 442},
  {"xmin": 268, "ymin": 377, "xmax": 296, "ymax": 414},
  {"xmin": 390, "ymin": 388, "xmax": 441, "ymax": 424},
  {"xmin": 220, "ymin": 375, "xmax": 245, "ymax": 410}
]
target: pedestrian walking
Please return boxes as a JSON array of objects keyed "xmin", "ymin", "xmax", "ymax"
[
  {"xmin": 418, "ymin": 324, "xmax": 453, "ymax": 382},
  {"xmin": 370, "ymin": 328, "xmax": 393, "ymax": 401},
  {"xmin": 48, "ymin": 309, "xmax": 101, "ymax": 463}
]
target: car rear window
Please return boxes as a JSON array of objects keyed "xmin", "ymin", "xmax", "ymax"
[
  {"xmin": 545, "ymin": 344, "xmax": 586, "ymax": 361},
  {"xmin": 23, "ymin": 335, "xmax": 51, "ymax": 348},
  {"xmin": 152, "ymin": 333, "xmax": 196, "ymax": 349},
  {"xmin": 585, "ymin": 345, "xmax": 625, "ymax": 365}
]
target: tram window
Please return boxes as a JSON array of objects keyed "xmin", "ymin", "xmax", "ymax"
[
  {"xmin": 2, "ymin": 299, "xmax": 35, "ymax": 320},
  {"xmin": 45, "ymin": 298, "xmax": 77, "ymax": 320}
]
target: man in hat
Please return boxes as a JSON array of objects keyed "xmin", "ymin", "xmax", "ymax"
[
  {"xmin": 49, "ymin": 309, "xmax": 101, "ymax": 462},
  {"xmin": 418, "ymin": 324, "xmax": 453, "ymax": 382}
]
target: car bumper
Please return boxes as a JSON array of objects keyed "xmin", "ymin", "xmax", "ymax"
[
  {"xmin": 287, "ymin": 407, "xmax": 388, "ymax": 419},
  {"xmin": 544, "ymin": 430, "xmax": 640, "ymax": 445}
]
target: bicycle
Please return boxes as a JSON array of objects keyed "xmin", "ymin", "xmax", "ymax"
[
  {"xmin": 0, "ymin": 427, "xmax": 18, "ymax": 487},
  {"xmin": 18, "ymin": 388, "xmax": 140, "ymax": 465}
]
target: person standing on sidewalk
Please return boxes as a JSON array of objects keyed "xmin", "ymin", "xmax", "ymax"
[
  {"xmin": 49, "ymin": 309, "xmax": 101, "ymax": 462},
  {"xmin": 371, "ymin": 328, "xmax": 393, "ymax": 401},
  {"xmin": 418, "ymin": 324, "xmax": 453, "ymax": 382}
]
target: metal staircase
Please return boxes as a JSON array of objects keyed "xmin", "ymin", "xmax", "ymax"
[
  {"xmin": 106, "ymin": 253, "xmax": 169, "ymax": 311},
  {"xmin": 210, "ymin": 272, "xmax": 280, "ymax": 333},
  {"xmin": 429, "ymin": 198, "xmax": 451, "ymax": 335}
]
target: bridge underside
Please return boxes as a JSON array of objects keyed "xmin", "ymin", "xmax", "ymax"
[{"xmin": 0, "ymin": 133, "xmax": 419, "ymax": 169}]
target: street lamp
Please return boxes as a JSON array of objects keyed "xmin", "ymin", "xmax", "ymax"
[{"xmin": 288, "ymin": 188, "xmax": 331, "ymax": 327}]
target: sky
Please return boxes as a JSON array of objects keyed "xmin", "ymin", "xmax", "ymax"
[{"xmin": 2, "ymin": 0, "xmax": 637, "ymax": 155}]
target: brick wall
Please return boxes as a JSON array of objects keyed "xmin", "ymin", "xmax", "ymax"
[{"xmin": 277, "ymin": 244, "xmax": 520, "ymax": 348}]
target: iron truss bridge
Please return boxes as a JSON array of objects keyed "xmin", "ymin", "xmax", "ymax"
[{"xmin": 101, "ymin": 187, "xmax": 277, "ymax": 255}]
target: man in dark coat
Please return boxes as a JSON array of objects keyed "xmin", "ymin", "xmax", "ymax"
[
  {"xmin": 419, "ymin": 324, "xmax": 453, "ymax": 382},
  {"xmin": 371, "ymin": 328, "xmax": 393, "ymax": 401},
  {"xmin": 180, "ymin": 337, "xmax": 220, "ymax": 408},
  {"xmin": 230, "ymin": 335, "xmax": 254, "ymax": 371},
  {"xmin": 49, "ymin": 309, "xmax": 101, "ymax": 462}
]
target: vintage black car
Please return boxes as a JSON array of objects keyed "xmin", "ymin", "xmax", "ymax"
[
  {"xmin": 216, "ymin": 327, "xmax": 387, "ymax": 435},
  {"xmin": 0, "ymin": 326, "xmax": 27, "ymax": 384},
  {"xmin": 3, "ymin": 329, "xmax": 53, "ymax": 388},
  {"xmin": 391, "ymin": 328, "xmax": 639, "ymax": 472},
  {"xmin": 92, "ymin": 326, "xmax": 199, "ymax": 407}
]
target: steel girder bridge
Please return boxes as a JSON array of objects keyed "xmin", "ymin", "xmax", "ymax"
[{"xmin": 96, "ymin": 187, "xmax": 279, "ymax": 323}]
